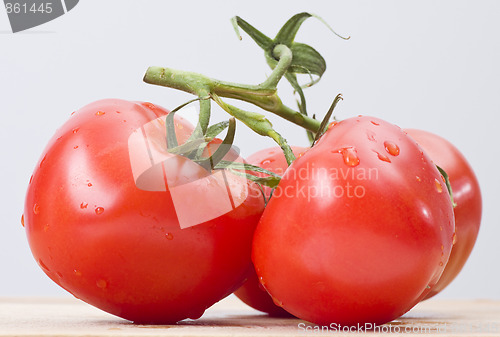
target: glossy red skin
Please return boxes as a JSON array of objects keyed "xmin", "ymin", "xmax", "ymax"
[
  {"xmin": 405, "ymin": 129, "xmax": 482, "ymax": 299},
  {"xmin": 234, "ymin": 146, "xmax": 307, "ymax": 316},
  {"xmin": 252, "ymin": 116, "xmax": 455, "ymax": 326},
  {"xmin": 24, "ymin": 99, "xmax": 264, "ymax": 323}
]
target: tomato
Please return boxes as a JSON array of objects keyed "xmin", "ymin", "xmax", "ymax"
[
  {"xmin": 405, "ymin": 129, "xmax": 482, "ymax": 299},
  {"xmin": 234, "ymin": 146, "xmax": 307, "ymax": 316},
  {"xmin": 252, "ymin": 116, "xmax": 455, "ymax": 326},
  {"xmin": 23, "ymin": 99, "xmax": 265, "ymax": 323}
]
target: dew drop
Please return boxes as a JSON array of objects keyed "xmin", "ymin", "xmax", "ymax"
[
  {"xmin": 56, "ymin": 272, "xmax": 63, "ymax": 279},
  {"xmin": 95, "ymin": 207, "xmax": 104, "ymax": 215},
  {"xmin": 374, "ymin": 151, "xmax": 391, "ymax": 163},
  {"xmin": 416, "ymin": 176, "xmax": 422, "ymax": 182},
  {"xmin": 371, "ymin": 121, "xmax": 380, "ymax": 126},
  {"xmin": 165, "ymin": 233, "xmax": 174, "ymax": 240},
  {"xmin": 38, "ymin": 259, "xmax": 50, "ymax": 273},
  {"xmin": 271, "ymin": 296, "xmax": 284, "ymax": 308},
  {"xmin": 366, "ymin": 130, "xmax": 376, "ymax": 141},
  {"xmin": 335, "ymin": 147, "xmax": 360, "ymax": 167},
  {"xmin": 328, "ymin": 121, "xmax": 339, "ymax": 129},
  {"xmin": 452, "ymin": 233, "xmax": 457, "ymax": 245},
  {"xmin": 74, "ymin": 269, "xmax": 82, "ymax": 277},
  {"xmin": 176, "ymin": 123, "xmax": 184, "ymax": 130},
  {"xmin": 21, "ymin": 214, "xmax": 25, "ymax": 227},
  {"xmin": 71, "ymin": 111, "xmax": 76, "ymax": 116},
  {"xmin": 80, "ymin": 202, "xmax": 88, "ymax": 209},
  {"xmin": 95, "ymin": 111, "xmax": 106, "ymax": 116},
  {"xmin": 29, "ymin": 175, "xmax": 33, "ymax": 184},
  {"xmin": 384, "ymin": 141, "xmax": 400, "ymax": 156},
  {"xmin": 439, "ymin": 261, "xmax": 444, "ymax": 267},
  {"xmin": 33, "ymin": 203, "xmax": 40, "ymax": 215},
  {"xmin": 261, "ymin": 159, "xmax": 275, "ymax": 166},
  {"xmin": 43, "ymin": 224, "xmax": 50, "ymax": 232},
  {"xmin": 96, "ymin": 279, "xmax": 107, "ymax": 289},
  {"xmin": 87, "ymin": 182, "xmax": 92, "ymax": 187},
  {"xmin": 39, "ymin": 156, "xmax": 47, "ymax": 168},
  {"xmin": 434, "ymin": 178, "xmax": 443, "ymax": 193},
  {"xmin": 144, "ymin": 102, "xmax": 156, "ymax": 110},
  {"xmin": 73, "ymin": 145, "xmax": 79, "ymax": 149},
  {"xmin": 72, "ymin": 128, "xmax": 79, "ymax": 134}
]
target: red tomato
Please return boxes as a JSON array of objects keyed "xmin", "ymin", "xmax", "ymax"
[
  {"xmin": 23, "ymin": 99, "xmax": 264, "ymax": 323},
  {"xmin": 405, "ymin": 129, "xmax": 482, "ymax": 299},
  {"xmin": 234, "ymin": 146, "xmax": 307, "ymax": 316},
  {"xmin": 252, "ymin": 116, "xmax": 455, "ymax": 326}
]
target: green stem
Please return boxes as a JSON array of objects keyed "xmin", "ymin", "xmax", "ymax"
[{"xmin": 143, "ymin": 45, "xmax": 322, "ymax": 133}]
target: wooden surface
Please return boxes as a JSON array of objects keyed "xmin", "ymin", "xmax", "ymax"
[{"xmin": 1, "ymin": 296, "xmax": 499, "ymax": 336}]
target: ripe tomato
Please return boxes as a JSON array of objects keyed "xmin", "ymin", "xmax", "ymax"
[
  {"xmin": 405, "ymin": 129, "xmax": 482, "ymax": 299},
  {"xmin": 234, "ymin": 146, "xmax": 307, "ymax": 316},
  {"xmin": 252, "ymin": 116, "xmax": 455, "ymax": 326},
  {"xmin": 23, "ymin": 99, "xmax": 265, "ymax": 323}
]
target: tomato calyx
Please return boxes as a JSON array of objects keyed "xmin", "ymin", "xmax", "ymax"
[{"xmin": 162, "ymin": 98, "xmax": 282, "ymax": 188}]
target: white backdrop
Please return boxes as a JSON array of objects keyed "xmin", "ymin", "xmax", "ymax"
[{"xmin": 1, "ymin": 0, "xmax": 498, "ymax": 299}]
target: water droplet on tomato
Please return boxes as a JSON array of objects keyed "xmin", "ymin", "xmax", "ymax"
[
  {"xmin": 29, "ymin": 175, "xmax": 33, "ymax": 184},
  {"xmin": 337, "ymin": 147, "xmax": 360, "ymax": 167},
  {"xmin": 434, "ymin": 179, "xmax": 443, "ymax": 193},
  {"xmin": 144, "ymin": 102, "xmax": 157, "ymax": 110},
  {"xmin": 87, "ymin": 182, "xmax": 92, "ymax": 187},
  {"xmin": 416, "ymin": 176, "xmax": 422, "ymax": 182},
  {"xmin": 371, "ymin": 121, "xmax": 380, "ymax": 126},
  {"xmin": 72, "ymin": 128, "xmax": 79, "ymax": 134},
  {"xmin": 374, "ymin": 151, "xmax": 391, "ymax": 163},
  {"xmin": 38, "ymin": 259, "xmax": 50, "ymax": 272},
  {"xmin": 439, "ymin": 261, "xmax": 444, "ymax": 267},
  {"xmin": 176, "ymin": 123, "xmax": 184, "ymax": 130},
  {"xmin": 56, "ymin": 272, "xmax": 63, "ymax": 279},
  {"xmin": 384, "ymin": 141, "xmax": 400, "ymax": 156},
  {"xmin": 80, "ymin": 202, "xmax": 88, "ymax": 209},
  {"xmin": 261, "ymin": 159, "xmax": 275, "ymax": 166},
  {"xmin": 441, "ymin": 244, "xmax": 444, "ymax": 251},
  {"xmin": 74, "ymin": 269, "xmax": 82, "ymax": 277},
  {"xmin": 39, "ymin": 156, "xmax": 47, "ymax": 168},
  {"xmin": 95, "ymin": 207, "xmax": 104, "ymax": 215},
  {"xmin": 71, "ymin": 111, "xmax": 76, "ymax": 116},
  {"xmin": 43, "ymin": 224, "xmax": 50, "ymax": 232},
  {"xmin": 73, "ymin": 145, "xmax": 79, "ymax": 149},
  {"xmin": 328, "ymin": 121, "xmax": 339, "ymax": 129},
  {"xmin": 95, "ymin": 111, "xmax": 106, "ymax": 116},
  {"xmin": 33, "ymin": 203, "xmax": 40, "ymax": 215},
  {"xmin": 452, "ymin": 233, "xmax": 457, "ymax": 245},
  {"xmin": 96, "ymin": 279, "xmax": 107, "ymax": 289},
  {"xmin": 440, "ymin": 226, "xmax": 443, "ymax": 231},
  {"xmin": 271, "ymin": 296, "xmax": 284, "ymax": 308},
  {"xmin": 21, "ymin": 214, "xmax": 25, "ymax": 227},
  {"xmin": 366, "ymin": 130, "xmax": 376, "ymax": 141},
  {"xmin": 165, "ymin": 233, "xmax": 174, "ymax": 240}
]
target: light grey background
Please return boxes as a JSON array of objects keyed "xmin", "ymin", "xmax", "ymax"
[{"xmin": 1, "ymin": 0, "xmax": 498, "ymax": 299}]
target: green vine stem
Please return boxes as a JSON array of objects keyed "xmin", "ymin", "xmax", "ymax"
[{"xmin": 143, "ymin": 44, "xmax": 322, "ymax": 134}]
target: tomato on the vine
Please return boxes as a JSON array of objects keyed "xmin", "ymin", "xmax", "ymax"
[
  {"xmin": 234, "ymin": 146, "xmax": 307, "ymax": 316},
  {"xmin": 405, "ymin": 129, "xmax": 482, "ymax": 299},
  {"xmin": 252, "ymin": 116, "xmax": 455, "ymax": 326},
  {"xmin": 23, "ymin": 99, "xmax": 265, "ymax": 323}
]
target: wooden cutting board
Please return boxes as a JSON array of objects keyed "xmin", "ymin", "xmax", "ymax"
[{"xmin": 1, "ymin": 296, "xmax": 499, "ymax": 336}]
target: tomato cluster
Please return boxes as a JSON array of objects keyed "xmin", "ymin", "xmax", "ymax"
[{"xmin": 24, "ymin": 100, "xmax": 480, "ymax": 325}]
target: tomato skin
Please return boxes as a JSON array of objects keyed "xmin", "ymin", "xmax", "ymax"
[
  {"xmin": 252, "ymin": 116, "xmax": 455, "ymax": 325},
  {"xmin": 24, "ymin": 99, "xmax": 264, "ymax": 323},
  {"xmin": 234, "ymin": 146, "xmax": 307, "ymax": 316},
  {"xmin": 405, "ymin": 129, "xmax": 482, "ymax": 299}
]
